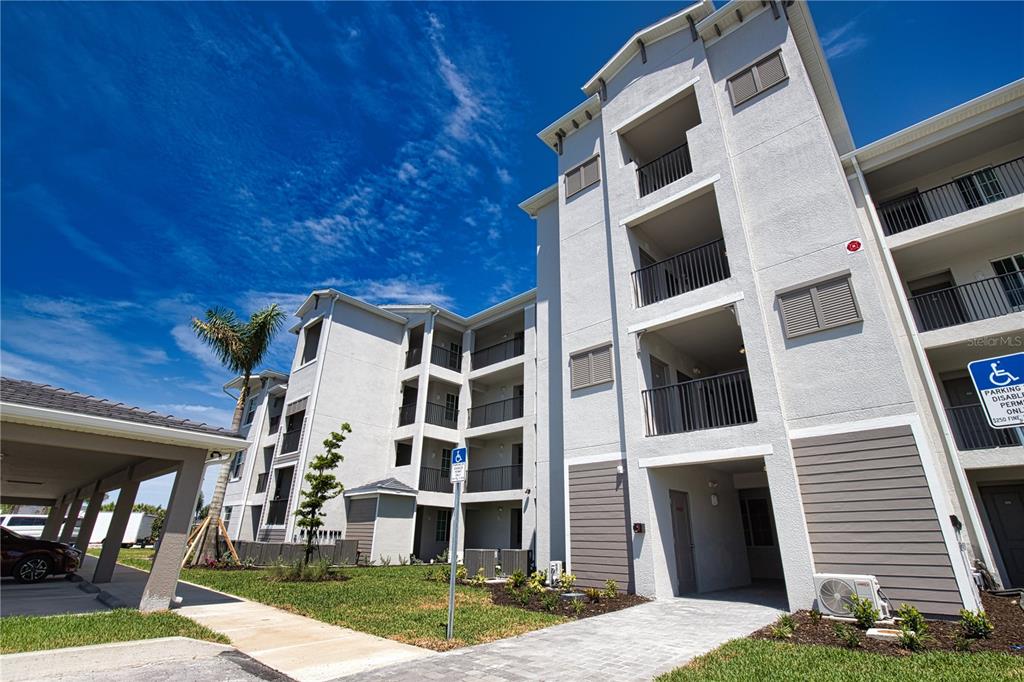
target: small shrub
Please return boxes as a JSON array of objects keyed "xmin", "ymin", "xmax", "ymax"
[
  {"xmin": 379, "ymin": 556, "xmax": 392, "ymax": 567},
  {"xmin": 571, "ymin": 599, "xmax": 585, "ymax": 617},
  {"xmin": 455, "ymin": 564, "xmax": 468, "ymax": 581},
  {"xmin": 541, "ymin": 592, "xmax": 560, "ymax": 612},
  {"xmin": 603, "ymin": 579, "xmax": 619, "ymax": 598},
  {"xmin": 528, "ymin": 570, "xmax": 547, "ymax": 590},
  {"xmin": 959, "ymin": 608, "xmax": 994, "ymax": 639},
  {"xmin": 507, "ymin": 570, "xmax": 527, "ymax": 589},
  {"xmin": 808, "ymin": 608, "xmax": 822, "ymax": 625},
  {"xmin": 470, "ymin": 568, "xmax": 487, "ymax": 587},
  {"xmin": 897, "ymin": 625, "xmax": 923, "ymax": 651},
  {"xmin": 953, "ymin": 634, "xmax": 973, "ymax": 652},
  {"xmin": 559, "ymin": 573, "xmax": 577, "ymax": 593},
  {"xmin": 769, "ymin": 614, "xmax": 795, "ymax": 640},
  {"xmin": 397, "ymin": 554, "xmax": 409, "ymax": 566},
  {"xmin": 832, "ymin": 622, "xmax": 860, "ymax": 649},
  {"xmin": 895, "ymin": 603, "xmax": 927, "ymax": 637},
  {"xmin": 508, "ymin": 587, "xmax": 531, "ymax": 607},
  {"xmin": 584, "ymin": 587, "xmax": 602, "ymax": 603},
  {"xmin": 301, "ymin": 558, "xmax": 333, "ymax": 581},
  {"xmin": 848, "ymin": 594, "xmax": 879, "ymax": 629}
]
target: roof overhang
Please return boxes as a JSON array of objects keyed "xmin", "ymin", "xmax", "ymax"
[
  {"xmin": 0, "ymin": 401, "xmax": 250, "ymax": 452},
  {"xmin": 518, "ymin": 184, "xmax": 557, "ymax": 218},
  {"xmin": 537, "ymin": 94, "xmax": 602, "ymax": 153},
  {"xmin": 582, "ymin": 1, "xmax": 713, "ymax": 96},
  {"xmin": 293, "ymin": 289, "xmax": 409, "ymax": 324},
  {"xmin": 343, "ymin": 487, "xmax": 417, "ymax": 498},
  {"xmin": 224, "ymin": 370, "xmax": 289, "ymax": 391}
]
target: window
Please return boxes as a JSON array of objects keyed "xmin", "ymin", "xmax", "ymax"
[
  {"xmin": 440, "ymin": 448, "xmax": 452, "ymax": 477},
  {"xmin": 243, "ymin": 398, "xmax": 257, "ymax": 425},
  {"xmin": 395, "ymin": 442, "xmax": 412, "ymax": 467},
  {"xmin": 740, "ymin": 497, "xmax": 774, "ymax": 547},
  {"xmin": 229, "ymin": 450, "xmax": 245, "ymax": 480},
  {"xmin": 728, "ymin": 51, "xmax": 787, "ymax": 106},
  {"xmin": 565, "ymin": 156, "xmax": 600, "ymax": 198},
  {"xmin": 992, "ymin": 253, "xmax": 1024, "ymax": 309},
  {"xmin": 301, "ymin": 320, "xmax": 322, "ymax": 364},
  {"xmin": 223, "ymin": 506, "xmax": 234, "ymax": 525},
  {"xmin": 956, "ymin": 167, "xmax": 1005, "ymax": 209},
  {"xmin": 570, "ymin": 344, "xmax": 614, "ymax": 390},
  {"xmin": 778, "ymin": 275, "xmax": 861, "ymax": 339},
  {"xmin": 436, "ymin": 509, "xmax": 452, "ymax": 543}
]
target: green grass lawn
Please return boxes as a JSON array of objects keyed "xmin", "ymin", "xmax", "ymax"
[
  {"xmin": 94, "ymin": 547, "xmax": 566, "ymax": 650},
  {"xmin": 0, "ymin": 609, "xmax": 229, "ymax": 654},
  {"xmin": 657, "ymin": 639, "xmax": 1024, "ymax": 682}
]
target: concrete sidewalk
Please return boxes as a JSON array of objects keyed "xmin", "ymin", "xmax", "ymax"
[
  {"xmin": 0, "ymin": 636, "xmax": 289, "ymax": 682},
  {"xmin": 177, "ymin": 599, "xmax": 434, "ymax": 681}
]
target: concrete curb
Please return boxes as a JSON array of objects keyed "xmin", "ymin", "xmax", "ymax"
[
  {"xmin": 0, "ymin": 637, "xmax": 234, "ymax": 681},
  {"xmin": 96, "ymin": 590, "xmax": 128, "ymax": 609}
]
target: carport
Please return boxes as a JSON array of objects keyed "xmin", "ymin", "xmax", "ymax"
[{"xmin": 0, "ymin": 377, "xmax": 247, "ymax": 611}]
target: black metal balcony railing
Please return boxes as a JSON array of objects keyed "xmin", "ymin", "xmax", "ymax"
[
  {"xmin": 268, "ymin": 415, "xmax": 280, "ymax": 435},
  {"xmin": 642, "ymin": 369, "xmax": 756, "ymax": 436},
  {"xmin": 876, "ymin": 157, "xmax": 1024, "ymax": 236},
  {"xmin": 907, "ymin": 274, "xmax": 1024, "ymax": 332},
  {"xmin": 398, "ymin": 402, "xmax": 417, "ymax": 427},
  {"xmin": 280, "ymin": 428, "xmax": 302, "ymax": 454},
  {"xmin": 947, "ymin": 405, "xmax": 1022, "ymax": 451},
  {"xmin": 265, "ymin": 499, "xmax": 289, "ymax": 526},
  {"xmin": 637, "ymin": 143, "xmax": 693, "ymax": 197},
  {"xmin": 430, "ymin": 345, "xmax": 463, "ymax": 372},
  {"xmin": 405, "ymin": 345, "xmax": 423, "ymax": 368},
  {"xmin": 467, "ymin": 465, "xmax": 524, "ymax": 493},
  {"xmin": 255, "ymin": 473, "xmax": 268, "ymax": 494},
  {"xmin": 472, "ymin": 336, "xmax": 525, "ymax": 370},
  {"xmin": 632, "ymin": 238, "xmax": 730, "ymax": 307},
  {"xmin": 419, "ymin": 467, "xmax": 452, "ymax": 493},
  {"xmin": 469, "ymin": 397, "xmax": 524, "ymax": 428},
  {"xmin": 425, "ymin": 402, "xmax": 459, "ymax": 429}
]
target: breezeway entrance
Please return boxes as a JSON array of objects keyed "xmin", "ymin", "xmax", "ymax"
[{"xmin": 0, "ymin": 378, "xmax": 248, "ymax": 611}]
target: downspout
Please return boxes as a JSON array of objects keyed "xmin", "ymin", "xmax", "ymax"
[{"xmin": 850, "ymin": 155, "xmax": 999, "ymax": 587}]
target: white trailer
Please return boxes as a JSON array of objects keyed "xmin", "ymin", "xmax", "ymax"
[{"xmin": 89, "ymin": 511, "xmax": 157, "ymax": 547}]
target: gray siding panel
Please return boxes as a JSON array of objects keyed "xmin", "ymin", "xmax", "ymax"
[
  {"xmin": 792, "ymin": 425, "xmax": 962, "ymax": 616},
  {"xmin": 568, "ymin": 461, "xmax": 632, "ymax": 591},
  {"xmin": 346, "ymin": 497, "xmax": 377, "ymax": 557}
]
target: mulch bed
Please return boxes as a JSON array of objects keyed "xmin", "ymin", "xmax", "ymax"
[
  {"xmin": 484, "ymin": 583, "xmax": 649, "ymax": 618},
  {"xmin": 751, "ymin": 592, "xmax": 1024, "ymax": 655}
]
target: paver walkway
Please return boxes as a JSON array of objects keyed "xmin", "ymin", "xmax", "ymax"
[{"xmin": 341, "ymin": 586, "xmax": 786, "ymax": 681}]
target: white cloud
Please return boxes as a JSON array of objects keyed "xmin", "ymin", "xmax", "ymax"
[
  {"xmin": 397, "ymin": 161, "xmax": 419, "ymax": 181},
  {"xmin": 496, "ymin": 167, "xmax": 513, "ymax": 185},
  {"xmin": 156, "ymin": 403, "xmax": 234, "ymax": 428},
  {"xmin": 344, "ymin": 276, "xmax": 455, "ymax": 308},
  {"xmin": 821, "ymin": 20, "xmax": 868, "ymax": 60}
]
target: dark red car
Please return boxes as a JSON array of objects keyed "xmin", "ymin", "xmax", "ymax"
[{"xmin": 1, "ymin": 527, "xmax": 83, "ymax": 583}]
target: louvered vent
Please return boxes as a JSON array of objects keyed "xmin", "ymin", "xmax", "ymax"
[
  {"xmin": 779, "ymin": 289, "xmax": 819, "ymax": 338},
  {"xmin": 816, "ymin": 278, "xmax": 860, "ymax": 328},
  {"xmin": 728, "ymin": 50, "xmax": 787, "ymax": 106},
  {"xmin": 779, "ymin": 276, "xmax": 862, "ymax": 339},
  {"xmin": 728, "ymin": 69, "xmax": 758, "ymax": 106},
  {"xmin": 755, "ymin": 52, "xmax": 787, "ymax": 90},
  {"xmin": 571, "ymin": 345, "xmax": 614, "ymax": 390}
]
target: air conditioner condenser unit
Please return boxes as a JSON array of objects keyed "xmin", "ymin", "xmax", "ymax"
[{"xmin": 813, "ymin": 573, "xmax": 890, "ymax": 619}]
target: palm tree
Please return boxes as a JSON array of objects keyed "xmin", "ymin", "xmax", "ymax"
[{"xmin": 190, "ymin": 304, "xmax": 286, "ymax": 563}]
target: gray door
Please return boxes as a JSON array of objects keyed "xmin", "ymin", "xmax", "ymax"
[
  {"xmin": 649, "ymin": 356, "xmax": 673, "ymax": 434},
  {"xmin": 669, "ymin": 490, "xmax": 696, "ymax": 594},
  {"xmin": 980, "ymin": 484, "xmax": 1024, "ymax": 587}
]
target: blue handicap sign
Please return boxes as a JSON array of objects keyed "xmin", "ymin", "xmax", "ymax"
[
  {"xmin": 451, "ymin": 447, "xmax": 467, "ymax": 465},
  {"xmin": 968, "ymin": 352, "xmax": 1024, "ymax": 429}
]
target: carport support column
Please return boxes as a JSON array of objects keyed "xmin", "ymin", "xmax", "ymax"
[
  {"xmin": 140, "ymin": 455, "xmax": 204, "ymax": 611},
  {"xmin": 93, "ymin": 480, "xmax": 139, "ymax": 584},
  {"xmin": 75, "ymin": 484, "xmax": 105, "ymax": 550},
  {"xmin": 41, "ymin": 495, "xmax": 70, "ymax": 540},
  {"xmin": 59, "ymin": 495, "xmax": 85, "ymax": 544}
]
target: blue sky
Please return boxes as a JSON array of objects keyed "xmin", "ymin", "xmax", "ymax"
[{"xmin": 3, "ymin": 2, "xmax": 1022, "ymax": 504}]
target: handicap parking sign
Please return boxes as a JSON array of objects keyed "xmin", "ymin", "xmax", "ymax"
[
  {"xmin": 450, "ymin": 447, "xmax": 468, "ymax": 483},
  {"xmin": 968, "ymin": 352, "xmax": 1024, "ymax": 429}
]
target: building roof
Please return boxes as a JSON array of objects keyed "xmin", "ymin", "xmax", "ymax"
[
  {"xmin": 224, "ymin": 370, "xmax": 289, "ymax": 391},
  {"xmin": 536, "ymin": 94, "xmax": 602, "ymax": 153},
  {"xmin": 518, "ymin": 184, "xmax": 558, "ymax": 217},
  {"xmin": 343, "ymin": 477, "xmax": 418, "ymax": 497},
  {"xmin": 0, "ymin": 377, "xmax": 238, "ymax": 437}
]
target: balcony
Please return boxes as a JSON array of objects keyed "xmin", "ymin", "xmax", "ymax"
[
  {"xmin": 430, "ymin": 344, "xmax": 463, "ymax": 372},
  {"xmin": 472, "ymin": 337, "xmax": 525, "ymax": 370},
  {"xmin": 947, "ymin": 404, "xmax": 1022, "ymax": 451},
  {"xmin": 424, "ymin": 401, "xmax": 459, "ymax": 430},
  {"xmin": 637, "ymin": 143, "xmax": 693, "ymax": 197},
  {"xmin": 632, "ymin": 238, "xmax": 729, "ymax": 307},
  {"xmin": 642, "ymin": 369, "xmax": 756, "ymax": 436},
  {"xmin": 876, "ymin": 157, "xmax": 1024, "ymax": 236},
  {"xmin": 466, "ymin": 465, "xmax": 523, "ymax": 493},
  {"xmin": 265, "ymin": 499, "xmax": 289, "ymax": 526},
  {"xmin": 469, "ymin": 397, "xmax": 524, "ymax": 428},
  {"xmin": 405, "ymin": 345, "xmax": 423, "ymax": 368},
  {"xmin": 280, "ymin": 428, "xmax": 302, "ymax": 455},
  {"xmin": 908, "ymin": 274, "xmax": 1024, "ymax": 332},
  {"xmin": 398, "ymin": 402, "xmax": 416, "ymax": 427},
  {"xmin": 418, "ymin": 466, "xmax": 452, "ymax": 493},
  {"xmin": 255, "ymin": 473, "xmax": 268, "ymax": 494}
]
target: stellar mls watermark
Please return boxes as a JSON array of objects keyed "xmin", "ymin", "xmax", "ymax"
[{"xmin": 968, "ymin": 335, "xmax": 1023, "ymax": 348}]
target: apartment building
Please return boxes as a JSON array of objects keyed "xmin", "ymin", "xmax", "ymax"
[
  {"xmin": 520, "ymin": 0, "xmax": 1020, "ymax": 616},
  {"xmin": 223, "ymin": 289, "xmax": 538, "ymax": 565}
]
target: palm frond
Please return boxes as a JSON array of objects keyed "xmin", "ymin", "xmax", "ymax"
[
  {"xmin": 191, "ymin": 308, "xmax": 246, "ymax": 373},
  {"xmin": 239, "ymin": 304, "xmax": 288, "ymax": 371}
]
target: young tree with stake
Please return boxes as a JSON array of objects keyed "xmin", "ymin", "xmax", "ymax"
[{"xmin": 295, "ymin": 423, "xmax": 351, "ymax": 565}]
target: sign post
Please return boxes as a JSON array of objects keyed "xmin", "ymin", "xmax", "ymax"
[
  {"xmin": 446, "ymin": 446, "xmax": 467, "ymax": 640},
  {"xmin": 967, "ymin": 352, "xmax": 1024, "ymax": 429}
]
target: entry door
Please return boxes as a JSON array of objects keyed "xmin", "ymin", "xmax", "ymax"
[
  {"xmin": 980, "ymin": 484, "xmax": 1024, "ymax": 587},
  {"xmin": 649, "ymin": 356, "xmax": 673, "ymax": 434},
  {"xmin": 669, "ymin": 490, "xmax": 697, "ymax": 594},
  {"xmin": 510, "ymin": 507, "xmax": 522, "ymax": 548}
]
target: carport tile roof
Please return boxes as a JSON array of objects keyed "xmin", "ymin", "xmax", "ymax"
[{"xmin": 1, "ymin": 377, "xmax": 239, "ymax": 437}]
